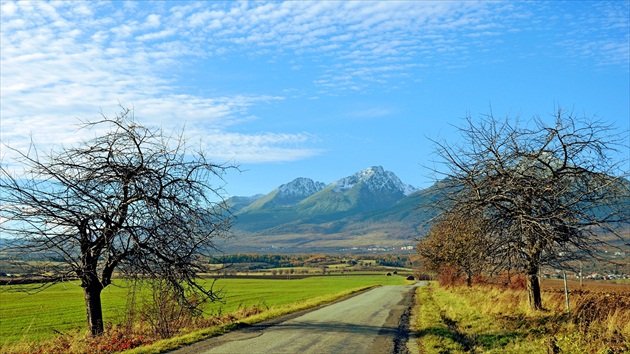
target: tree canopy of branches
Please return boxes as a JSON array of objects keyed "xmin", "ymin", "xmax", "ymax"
[
  {"xmin": 417, "ymin": 209, "xmax": 492, "ymax": 286},
  {"xmin": 431, "ymin": 109, "xmax": 629, "ymax": 310},
  {"xmin": 0, "ymin": 108, "xmax": 235, "ymax": 335}
]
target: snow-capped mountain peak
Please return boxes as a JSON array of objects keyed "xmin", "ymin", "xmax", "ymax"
[
  {"xmin": 277, "ymin": 177, "xmax": 326, "ymax": 198},
  {"xmin": 332, "ymin": 166, "xmax": 417, "ymax": 195}
]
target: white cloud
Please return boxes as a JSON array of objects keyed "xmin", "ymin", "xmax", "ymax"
[
  {"xmin": 201, "ymin": 132, "xmax": 324, "ymax": 163},
  {"xmin": 1, "ymin": 1, "xmax": 17, "ymax": 16},
  {"xmin": 553, "ymin": 1, "xmax": 629, "ymax": 69},
  {"xmin": 136, "ymin": 28, "xmax": 176, "ymax": 42},
  {"xmin": 144, "ymin": 14, "xmax": 161, "ymax": 28},
  {"xmin": 150, "ymin": 0, "xmax": 526, "ymax": 90},
  {"xmin": 1, "ymin": 0, "xmax": 627, "ymax": 169},
  {"xmin": 0, "ymin": 1, "xmax": 321, "ymax": 167},
  {"xmin": 347, "ymin": 108, "xmax": 395, "ymax": 120}
]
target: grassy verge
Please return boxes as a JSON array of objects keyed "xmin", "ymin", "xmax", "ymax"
[
  {"xmin": 413, "ymin": 281, "xmax": 630, "ymax": 353},
  {"xmin": 1, "ymin": 274, "xmax": 408, "ymax": 353}
]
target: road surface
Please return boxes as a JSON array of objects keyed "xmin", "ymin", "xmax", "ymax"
[{"xmin": 170, "ymin": 283, "xmax": 420, "ymax": 354}]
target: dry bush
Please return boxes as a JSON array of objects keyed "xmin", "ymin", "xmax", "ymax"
[
  {"xmin": 541, "ymin": 284, "xmax": 630, "ymax": 352},
  {"xmin": 138, "ymin": 283, "xmax": 204, "ymax": 339},
  {"xmin": 414, "ymin": 272, "xmax": 433, "ymax": 281},
  {"xmin": 571, "ymin": 291, "xmax": 630, "ymax": 352},
  {"xmin": 489, "ymin": 272, "xmax": 527, "ymax": 290},
  {"xmin": 471, "ymin": 274, "xmax": 487, "ymax": 285},
  {"xmin": 437, "ymin": 266, "xmax": 463, "ymax": 287},
  {"xmin": 83, "ymin": 327, "xmax": 151, "ymax": 354},
  {"xmin": 2, "ymin": 328, "xmax": 151, "ymax": 354},
  {"xmin": 573, "ymin": 293, "xmax": 616, "ymax": 330}
]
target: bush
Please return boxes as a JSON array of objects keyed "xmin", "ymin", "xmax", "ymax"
[
  {"xmin": 490, "ymin": 272, "xmax": 527, "ymax": 290},
  {"xmin": 138, "ymin": 281, "xmax": 206, "ymax": 339},
  {"xmin": 573, "ymin": 292, "xmax": 630, "ymax": 332},
  {"xmin": 438, "ymin": 266, "xmax": 463, "ymax": 287}
]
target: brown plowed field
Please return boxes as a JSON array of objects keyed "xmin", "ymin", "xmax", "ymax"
[{"xmin": 542, "ymin": 278, "xmax": 630, "ymax": 294}]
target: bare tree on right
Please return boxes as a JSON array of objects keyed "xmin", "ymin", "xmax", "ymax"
[{"xmin": 431, "ymin": 108, "xmax": 629, "ymax": 310}]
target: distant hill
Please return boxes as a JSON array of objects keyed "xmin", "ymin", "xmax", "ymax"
[{"xmin": 226, "ymin": 194, "xmax": 264, "ymax": 212}]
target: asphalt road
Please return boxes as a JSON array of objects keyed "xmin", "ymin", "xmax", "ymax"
[{"xmin": 170, "ymin": 283, "xmax": 421, "ymax": 354}]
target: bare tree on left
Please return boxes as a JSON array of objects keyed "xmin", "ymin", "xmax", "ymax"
[{"xmin": 0, "ymin": 108, "xmax": 234, "ymax": 336}]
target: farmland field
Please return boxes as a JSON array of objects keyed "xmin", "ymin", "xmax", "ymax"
[{"xmin": 0, "ymin": 274, "xmax": 407, "ymax": 346}]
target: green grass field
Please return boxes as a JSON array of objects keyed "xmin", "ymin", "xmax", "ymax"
[{"xmin": 0, "ymin": 274, "xmax": 406, "ymax": 346}]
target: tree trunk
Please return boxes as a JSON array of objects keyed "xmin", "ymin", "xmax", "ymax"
[
  {"xmin": 526, "ymin": 272, "xmax": 543, "ymax": 310},
  {"xmin": 84, "ymin": 283, "xmax": 104, "ymax": 336}
]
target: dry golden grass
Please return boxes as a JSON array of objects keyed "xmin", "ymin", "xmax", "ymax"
[
  {"xmin": 414, "ymin": 280, "xmax": 630, "ymax": 353},
  {"xmin": 541, "ymin": 280, "xmax": 630, "ymax": 353}
]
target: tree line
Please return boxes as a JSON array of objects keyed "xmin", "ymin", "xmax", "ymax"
[{"xmin": 212, "ymin": 254, "xmax": 414, "ymax": 269}]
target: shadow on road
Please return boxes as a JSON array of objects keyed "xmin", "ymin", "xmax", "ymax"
[{"xmin": 243, "ymin": 320, "xmax": 398, "ymax": 336}]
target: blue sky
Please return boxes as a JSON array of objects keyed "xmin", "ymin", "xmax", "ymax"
[{"xmin": 1, "ymin": 1, "xmax": 629, "ymax": 197}]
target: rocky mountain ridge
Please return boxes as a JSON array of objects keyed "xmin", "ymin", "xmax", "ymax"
[
  {"xmin": 331, "ymin": 166, "xmax": 416, "ymax": 195},
  {"xmin": 278, "ymin": 177, "xmax": 326, "ymax": 197}
]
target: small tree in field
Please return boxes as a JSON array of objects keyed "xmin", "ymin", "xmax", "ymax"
[
  {"xmin": 431, "ymin": 109, "xmax": 629, "ymax": 310},
  {"xmin": 0, "ymin": 108, "xmax": 234, "ymax": 335},
  {"xmin": 417, "ymin": 209, "xmax": 492, "ymax": 286}
]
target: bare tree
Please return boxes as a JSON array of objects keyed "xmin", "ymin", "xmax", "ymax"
[
  {"xmin": 431, "ymin": 108, "xmax": 629, "ymax": 309},
  {"xmin": 0, "ymin": 108, "xmax": 235, "ymax": 335}
]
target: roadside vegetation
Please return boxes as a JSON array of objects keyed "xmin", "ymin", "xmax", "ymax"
[{"xmin": 413, "ymin": 280, "xmax": 630, "ymax": 353}]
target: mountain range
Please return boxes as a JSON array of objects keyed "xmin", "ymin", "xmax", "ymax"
[
  {"xmin": 223, "ymin": 165, "xmax": 630, "ymax": 254},
  {"xmin": 223, "ymin": 166, "xmax": 437, "ymax": 254}
]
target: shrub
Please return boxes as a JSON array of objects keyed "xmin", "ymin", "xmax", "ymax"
[
  {"xmin": 438, "ymin": 266, "xmax": 463, "ymax": 287},
  {"xmin": 139, "ymin": 281, "xmax": 206, "ymax": 339}
]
